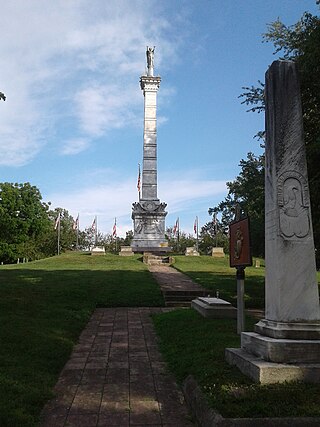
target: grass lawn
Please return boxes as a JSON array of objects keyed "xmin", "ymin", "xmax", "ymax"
[
  {"xmin": 153, "ymin": 256, "xmax": 320, "ymax": 418},
  {"xmin": 173, "ymin": 255, "xmax": 264, "ymax": 309},
  {"xmin": 0, "ymin": 252, "xmax": 164, "ymax": 427},
  {"xmin": 153, "ymin": 309, "xmax": 320, "ymax": 418}
]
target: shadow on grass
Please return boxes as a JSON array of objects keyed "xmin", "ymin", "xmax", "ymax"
[
  {"xmin": 180, "ymin": 270, "xmax": 265, "ymax": 309},
  {"xmin": 153, "ymin": 309, "xmax": 320, "ymax": 419},
  {"xmin": 0, "ymin": 266, "xmax": 164, "ymax": 427}
]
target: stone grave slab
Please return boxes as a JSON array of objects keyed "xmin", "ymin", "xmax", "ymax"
[{"xmin": 192, "ymin": 297, "xmax": 237, "ymax": 318}]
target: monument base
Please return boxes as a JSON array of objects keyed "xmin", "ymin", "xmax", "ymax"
[
  {"xmin": 241, "ymin": 332, "xmax": 320, "ymax": 363},
  {"xmin": 91, "ymin": 246, "xmax": 105, "ymax": 255},
  {"xmin": 185, "ymin": 247, "xmax": 200, "ymax": 256},
  {"xmin": 131, "ymin": 200, "xmax": 168, "ymax": 253},
  {"xmin": 192, "ymin": 297, "xmax": 237, "ymax": 318},
  {"xmin": 225, "ymin": 348, "xmax": 320, "ymax": 384},
  {"xmin": 255, "ymin": 319, "xmax": 320, "ymax": 340},
  {"xmin": 226, "ymin": 326, "xmax": 320, "ymax": 383},
  {"xmin": 119, "ymin": 246, "xmax": 134, "ymax": 256},
  {"xmin": 211, "ymin": 247, "xmax": 225, "ymax": 257}
]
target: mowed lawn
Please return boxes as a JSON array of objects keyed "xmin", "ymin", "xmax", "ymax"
[
  {"xmin": 153, "ymin": 255, "xmax": 320, "ymax": 419},
  {"xmin": 0, "ymin": 252, "xmax": 164, "ymax": 427},
  {"xmin": 173, "ymin": 255, "xmax": 266, "ymax": 308}
]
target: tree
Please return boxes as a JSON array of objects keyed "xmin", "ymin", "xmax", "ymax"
[
  {"xmin": 209, "ymin": 153, "xmax": 265, "ymax": 257},
  {"xmin": 0, "ymin": 182, "xmax": 51, "ymax": 262},
  {"xmin": 199, "ymin": 219, "xmax": 229, "ymax": 255},
  {"xmin": 239, "ymin": 7, "xmax": 320, "ymax": 264},
  {"xmin": 40, "ymin": 208, "xmax": 78, "ymax": 255},
  {"xmin": 165, "ymin": 227, "xmax": 196, "ymax": 254}
]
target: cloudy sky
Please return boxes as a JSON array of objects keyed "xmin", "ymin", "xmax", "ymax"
[{"xmin": 0, "ymin": 0, "xmax": 318, "ymax": 236}]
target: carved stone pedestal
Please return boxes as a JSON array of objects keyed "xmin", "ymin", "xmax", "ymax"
[{"xmin": 131, "ymin": 200, "xmax": 168, "ymax": 252}]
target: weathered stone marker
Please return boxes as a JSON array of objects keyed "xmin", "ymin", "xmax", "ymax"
[
  {"xmin": 226, "ymin": 60, "xmax": 320, "ymax": 383},
  {"xmin": 262, "ymin": 60, "xmax": 320, "ymax": 327}
]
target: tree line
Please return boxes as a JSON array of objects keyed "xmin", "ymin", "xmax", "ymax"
[
  {"xmin": 0, "ymin": 182, "xmax": 134, "ymax": 263},
  {"xmin": 209, "ymin": 6, "xmax": 320, "ymax": 267}
]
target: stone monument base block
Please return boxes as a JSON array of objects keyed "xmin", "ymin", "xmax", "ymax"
[
  {"xmin": 241, "ymin": 332, "xmax": 320, "ymax": 364},
  {"xmin": 119, "ymin": 246, "xmax": 134, "ymax": 256},
  {"xmin": 225, "ymin": 348, "xmax": 320, "ymax": 384},
  {"xmin": 211, "ymin": 247, "xmax": 225, "ymax": 257},
  {"xmin": 185, "ymin": 247, "xmax": 200, "ymax": 256},
  {"xmin": 91, "ymin": 246, "xmax": 105, "ymax": 255},
  {"xmin": 192, "ymin": 297, "xmax": 237, "ymax": 318},
  {"xmin": 255, "ymin": 319, "xmax": 320, "ymax": 340},
  {"xmin": 131, "ymin": 245, "xmax": 171, "ymax": 254}
]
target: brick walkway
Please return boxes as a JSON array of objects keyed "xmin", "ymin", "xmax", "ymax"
[
  {"xmin": 40, "ymin": 307, "xmax": 194, "ymax": 426},
  {"xmin": 149, "ymin": 265, "xmax": 207, "ymax": 293}
]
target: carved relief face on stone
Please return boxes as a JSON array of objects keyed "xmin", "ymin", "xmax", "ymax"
[{"xmin": 278, "ymin": 171, "xmax": 310, "ymax": 240}]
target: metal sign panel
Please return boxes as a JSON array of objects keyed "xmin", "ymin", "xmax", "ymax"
[{"xmin": 229, "ymin": 217, "xmax": 252, "ymax": 268}]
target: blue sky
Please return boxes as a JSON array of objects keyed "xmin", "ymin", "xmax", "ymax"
[{"xmin": 0, "ymin": 0, "xmax": 319, "ymax": 237}]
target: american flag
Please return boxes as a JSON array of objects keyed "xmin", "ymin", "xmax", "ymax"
[
  {"xmin": 212, "ymin": 213, "xmax": 217, "ymax": 225},
  {"xmin": 91, "ymin": 217, "xmax": 96, "ymax": 232},
  {"xmin": 112, "ymin": 218, "xmax": 117, "ymax": 238},
  {"xmin": 73, "ymin": 214, "xmax": 79, "ymax": 230},
  {"xmin": 54, "ymin": 212, "xmax": 60, "ymax": 230},
  {"xmin": 194, "ymin": 217, "xmax": 198, "ymax": 234},
  {"xmin": 173, "ymin": 218, "xmax": 179, "ymax": 236}
]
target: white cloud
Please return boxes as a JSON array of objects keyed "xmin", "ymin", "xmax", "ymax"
[
  {"xmin": 75, "ymin": 83, "xmax": 140, "ymax": 136},
  {"xmin": 46, "ymin": 169, "xmax": 227, "ymax": 237},
  {"xmin": 60, "ymin": 138, "xmax": 90, "ymax": 155},
  {"xmin": 0, "ymin": 0, "xmax": 183, "ymax": 166}
]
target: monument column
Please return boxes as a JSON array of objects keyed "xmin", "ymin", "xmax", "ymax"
[
  {"xmin": 140, "ymin": 74, "xmax": 161, "ymax": 201},
  {"xmin": 226, "ymin": 61, "xmax": 320, "ymax": 384},
  {"xmin": 131, "ymin": 47, "xmax": 168, "ymax": 252}
]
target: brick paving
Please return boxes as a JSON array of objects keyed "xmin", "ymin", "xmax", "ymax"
[
  {"xmin": 149, "ymin": 265, "xmax": 207, "ymax": 293},
  {"xmin": 40, "ymin": 307, "xmax": 194, "ymax": 426}
]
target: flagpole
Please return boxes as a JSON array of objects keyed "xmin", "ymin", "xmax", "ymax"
[
  {"xmin": 76, "ymin": 214, "xmax": 79, "ymax": 250},
  {"xmin": 95, "ymin": 216, "xmax": 97, "ymax": 246},
  {"xmin": 57, "ymin": 215, "xmax": 61, "ymax": 256},
  {"xmin": 196, "ymin": 216, "xmax": 199, "ymax": 252},
  {"xmin": 177, "ymin": 217, "xmax": 180, "ymax": 253},
  {"xmin": 115, "ymin": 217, "xmax": 117, "ymax": 252},
  {"xmin": 215, "ymin": 213, "xmax": 218, "ymax": 248}
]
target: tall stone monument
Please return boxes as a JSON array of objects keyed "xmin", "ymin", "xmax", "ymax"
[
  {"xmin": 226, "ymin": 60, "xmax": 320, "ymax": 383},
  {"xmin": 131, "ymin": 47, "xmax": 168, "ymax": 252}
]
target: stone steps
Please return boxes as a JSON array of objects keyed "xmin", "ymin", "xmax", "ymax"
[{"xmin": 163, "ymin": 290, "xmax": 208, "ymax": 307}]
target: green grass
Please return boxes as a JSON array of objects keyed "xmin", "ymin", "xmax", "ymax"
[
  {"xmin": 153, "ymin": 309, "xmax": 320, "ymax": 418},
  {"xmin": 172, "ymin": 255, "xmax": 266, "ymax": 308},
  {"xmin": 0, "ymin": 252, "xmax": 164, "ymax": 427},
  {"xmin": 172, "ymin": 255, "xmax": 320, "ymax": 309},
  {"xmin": 1, "ymin": 252, "xmax": 320, "ymax": 424}
]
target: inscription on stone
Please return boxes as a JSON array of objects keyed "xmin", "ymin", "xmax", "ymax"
[{"xmin": 278, "ymin": 171, "xmax": 310, "ymax": 240}]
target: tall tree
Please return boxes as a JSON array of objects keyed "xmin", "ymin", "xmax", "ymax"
[
  {"xmin": 209, "ymin": 153, "xmax": 265, "ymax": 257},
  {"xmin": 239, "ymin": 7, "xmax": 320, "ymax": 264},
  {"xmin": 0, "ymin": 182, "xmax": 51, "ymax": 262}
]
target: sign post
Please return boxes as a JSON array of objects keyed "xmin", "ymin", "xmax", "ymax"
[{"xmin": 229, "ymin": 216, "xmax": 252, "ymax": 334}]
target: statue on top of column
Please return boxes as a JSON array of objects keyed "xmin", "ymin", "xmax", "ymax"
[{"xmin": 146, "ymin": 46, "xmax": 155, "ymax": 76}]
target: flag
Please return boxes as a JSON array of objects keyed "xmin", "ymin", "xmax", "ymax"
[
  {"xmin": 212, "ymin": 213, "xmax": 217, "ymax": 225},
  {"xmin": 91, "ymin": 217, "xmax": 96, "ymax": 232},
  {"xmin": 173, "ymin": 218, "xmax": 179, "ymax": 236},
  {"xmin": 54, "ymin": 212, "xmax": 60, "ymax": 230},
  {"xmin": 112, "ymin": 218, "xmax": 117, "ymax": 238},
  {"xmin": 137, "ymin": 163, "xmax": 141, "ymax": 193},
  {"xmin": 194, "ymin": 217, "xmax": 198, "ymax": 234},
  {"xmin": 73, "ymin": 214, "xmax": 79, "ymax": 230}
]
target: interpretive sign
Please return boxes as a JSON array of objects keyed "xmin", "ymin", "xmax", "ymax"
[{"xmin": 229, "ymin": 217, "xmax": 252, "ymax": 268}]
